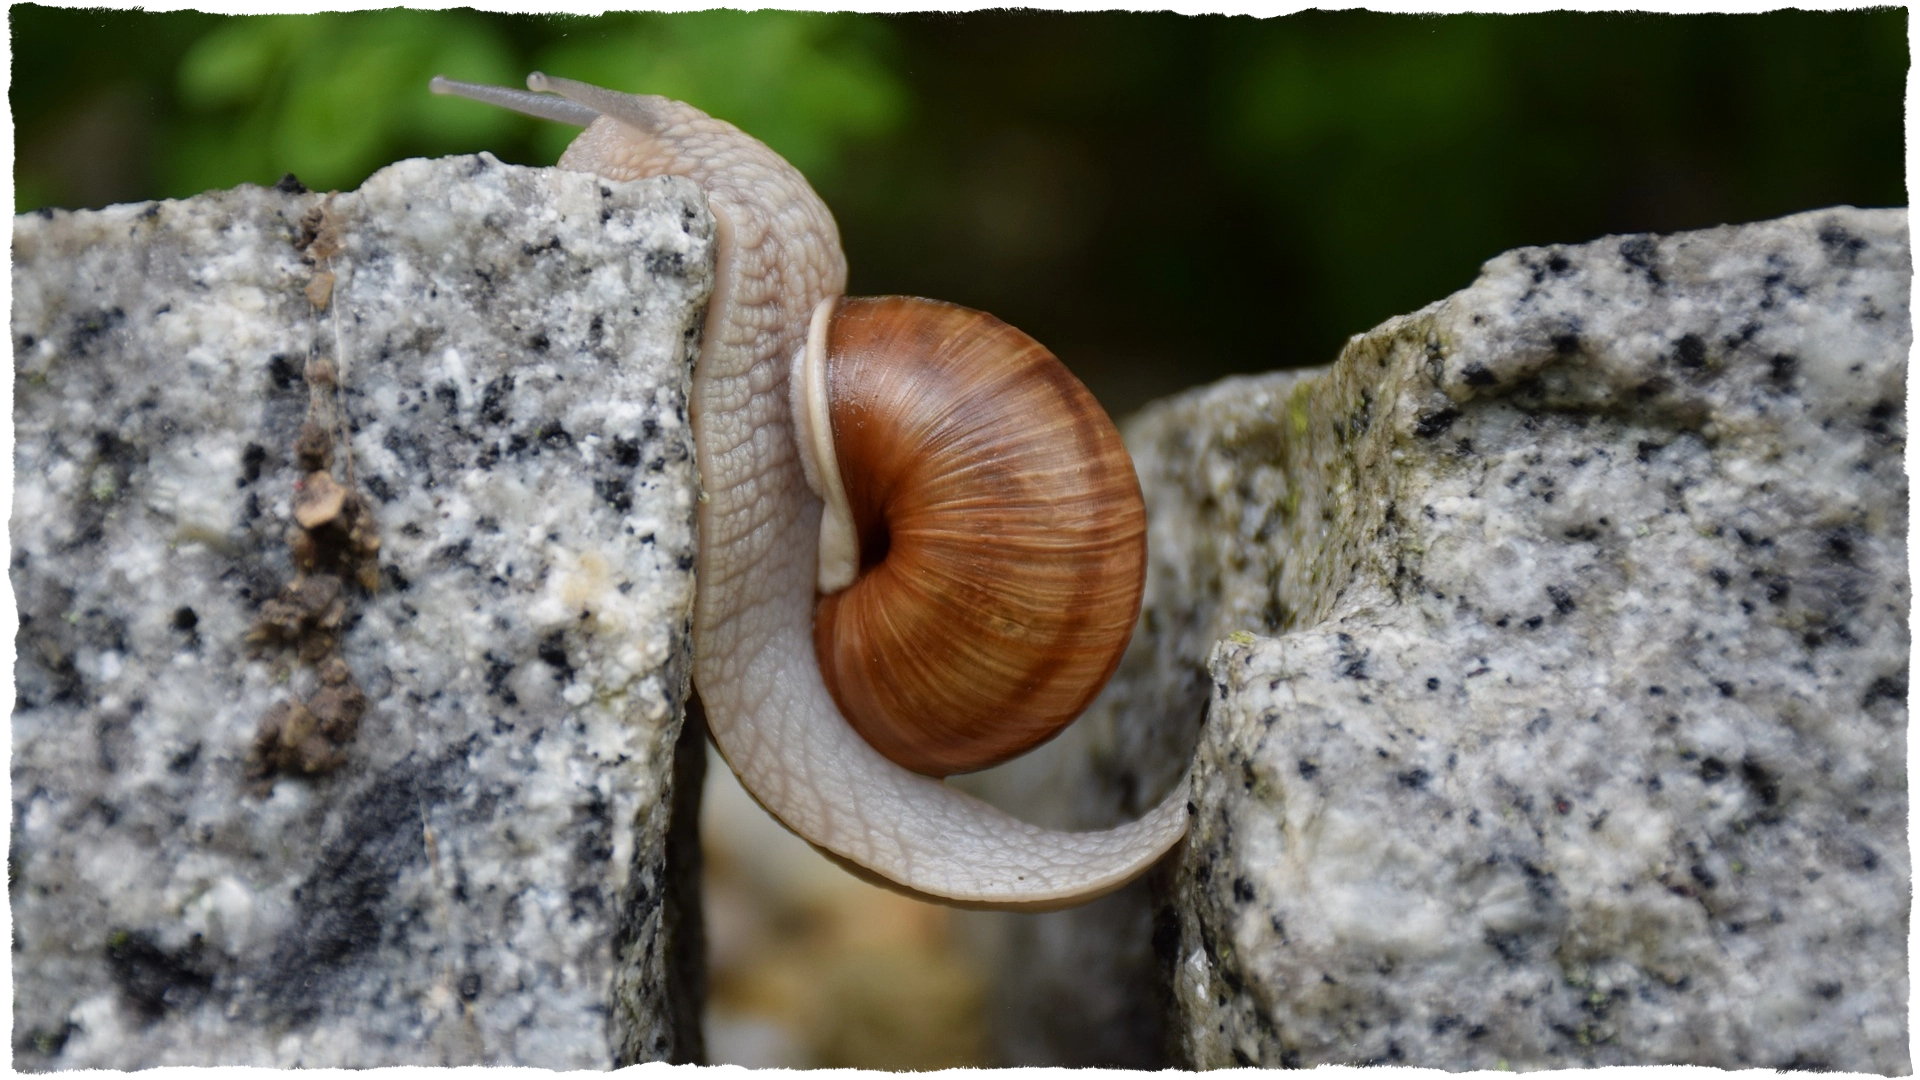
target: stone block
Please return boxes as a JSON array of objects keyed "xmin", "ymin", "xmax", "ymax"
[
  {"xmin": 12, "ymin": 157, "xmax": 711, "ymax": 1067},
  {"xmin": 961, "ymin": 206, "xmax": 1907, "ymax": 1071},
  {"xmin": 1158, "ymin": 206, "xmax": 1909, "ymax": 1070}
]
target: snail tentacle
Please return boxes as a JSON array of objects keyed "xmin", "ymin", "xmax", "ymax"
[
  {"xmin": 432, "ymin": 75, "xmax": 1190, "ymax": 909},
  {"xmin": 525, "ymin": 72, "xmax": 676, "ymax": 135},
  {"xmin": 429, "ymin": 75, "xmax": 601, "ymax": 128}
]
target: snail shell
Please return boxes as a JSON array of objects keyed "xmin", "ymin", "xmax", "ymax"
[
  {"xmin": 794, "ymin": 295, "xmax": 1147, "ymax": 777},
  {"xmin": 429, "ymin": 72, "xmax": 1188, "ymax": 908}
]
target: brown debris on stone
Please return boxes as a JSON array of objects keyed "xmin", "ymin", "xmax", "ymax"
[
  {"xmin": 247, "ymin": 699, "xmax": 347, "ymax": 780},
  {"xmin": 294, "ymin": 470, "xmax": 347, "ymax": 529},
  {"xmin": 295, "ymin": 195, "xmax": 344, "ymax": 263},
  {"xmin": 246, "ymin": 202, "xmax": 380, "ymax": 789},
  {"xmin": 305, "ymin": 270, "xmax": 336, "ymax": 311},
  {"xmin": 251, "ymin": 572, "xmax": 345, "ymax": 644},
  {"xmin": 293, "ymin": 419, "xmax": 333, "ymax": 471},
  {"xmin": 308, "ymin": 680, "xmax": 368, "ymax": 744}
]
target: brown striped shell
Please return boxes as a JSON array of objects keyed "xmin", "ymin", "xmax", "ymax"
[{"xmin": 806, "ymin": 296, "xmax": 1147, "ymax": 777}]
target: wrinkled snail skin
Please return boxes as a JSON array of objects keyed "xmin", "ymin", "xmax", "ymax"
[{"xmin": 431, "ymin": 74, "xmax": 1190, "ymax": 909}]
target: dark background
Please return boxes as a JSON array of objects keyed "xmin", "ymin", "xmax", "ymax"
[{"xmin": 14, "ymin": 8, "xmax": 1907, "ymax": 415}]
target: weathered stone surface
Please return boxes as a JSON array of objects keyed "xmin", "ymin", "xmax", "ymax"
[
  {"xmin": 962, "ymin": 206, "xmax": 1908, "ymax": 1070},
  {"xmin": 953, "ymin": 600, "xmax": 1197, "ymax": 1067},
  {"xmin": 1161, "ymin": 206, "xmax": 1908, "ymax": 1069},
  {"xmin": 12, "ymin": 156, "xmax": 712, "ymax": 1067}
]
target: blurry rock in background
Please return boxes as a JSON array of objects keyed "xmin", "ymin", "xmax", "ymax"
[{"xmin": 700, "ymin": 745, "xmax": 988, "ymax": 1069}]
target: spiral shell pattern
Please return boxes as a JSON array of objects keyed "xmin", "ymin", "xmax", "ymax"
[{"xmin": 812, "ymin": 297, "xmax": 1148, "ymax": 777}]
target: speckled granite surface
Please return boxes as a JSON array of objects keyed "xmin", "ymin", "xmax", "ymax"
[
  {"xmin": 1164, "ymin": 207, "xmax": 1909, "ymax": 1069},
  {"xmin": 962, "ymin": 206, "xmax": 1908, "ymax": 1070},
  {"xmin": 12, "ymin": 157, "xmax": 711, "ymax": 1067}
]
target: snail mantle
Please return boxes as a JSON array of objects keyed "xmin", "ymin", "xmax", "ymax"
[{"xmin": 12, "ymin": 158, "xmax": 710, "ymax": 1067}]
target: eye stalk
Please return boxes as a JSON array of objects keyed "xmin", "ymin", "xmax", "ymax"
[{"xmin": 429, "ymin": 74, "xmax": 602, "ymax": 128}]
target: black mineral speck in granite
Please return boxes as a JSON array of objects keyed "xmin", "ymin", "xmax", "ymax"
[
  {"xmin": 1414, "ymin": 407, "xmax": 1461, "ymax": 438},
  {"xmin": 166, "ymin": 742, "xmax": 201, "ymax": 774},
  {"xmin": 1634, "ymin": 375, "xmax": 1673, "ymax": 399},
  {"xmin": 267, "ymin": 353, "xmax": 302, "ymax": 392},
  {"xmin": 479, "ymin": 374, "xmax": 514, "ymax": 425},
  {"xmin": 1618, "ymin": 235, "xmax": 1662, "ymax": 285},
  {"xmin": 1864, "ymin": 397, "xmax": 1901, "ymax": 433},
  {"xmin": 1860, "ymin": 674, "xmax": 1905, "ymax": 710},
  {"xmin": 1545, "ymin": 585, "xmax": 1577, "ymax": 615},
  {"xmin": 238, "ymin": 443, "xmax": 267, "ymax": 486},
  {"xmin": 381, "ymin": 564, "xmax": 411, "ymax": 593},
  {"xmin": 598, "ymin": 475, "xmax": 633, "ymax": 513},
  {"xmin": 261, "ymin": 752, "xmax": 462, "ymax": 1024},
  {"xmin": 573, "ymin": 789, "xmax": 615, "ymax": 865},
  {"xmin": 381, "ymin": 426, "xmax": 434, "ymax": 482},
  {"xmin": 1672, "ymin": 333, "xmax": 1708, "ymax": 370},
  {"xmin": 538, "ymin": 630, "xmax": 575, "ymax": 682},
  {"xmin": 106, "ymin": 930, "xmax": 215, "ymax": 1021},
  {"xmin": 67, "ymin": 306, "xmax": 127, "ymax": 357},
  {"xmin": 483, "ymin": 652, "xmax": 518, "ymax": 705},
  {"xmin": 1817, "ymin": 222, "xmax": 1868, "ymax": 265},
  {"xmin": 1336, "ymin": 638, "xmax": 1369, "ymax": 680}
]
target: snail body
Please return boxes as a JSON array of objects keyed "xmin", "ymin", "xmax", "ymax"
[{"xmin": 431, "ymin": 73, "xmax": 1188, "ymax": 908}]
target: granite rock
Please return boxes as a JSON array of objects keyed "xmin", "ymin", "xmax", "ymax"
[
  {"xmin": 961, "ymin": 206, "xmax": 1907, "ymax": 1070},
  {"xmin": 1154, "ymin": 206, "xmax": 1909, "ymax": 1069},
  {"xmin": 12, "ymin": 156, "xmax": 712, "ymax": 1067}
]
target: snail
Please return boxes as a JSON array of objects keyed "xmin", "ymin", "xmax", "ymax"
[{"xmin": 430, "ymin": 73, "xmax": 1189, "ymax": 909}]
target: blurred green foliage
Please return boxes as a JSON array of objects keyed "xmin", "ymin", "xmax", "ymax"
[
  {"xmin": 169, "ymin": 12, "xmax": 522, "ymax": 196},
  {"xmin": 100, "ymin": 10, "xmax": 901, "ymax": 199},
  {"xmin": 1201, "ymin": 11, "xmax": 1908, "ymax": 349},
  {"xmin": 13, "ymin": 8, "xmax": 1906, "ymax": 411}
]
